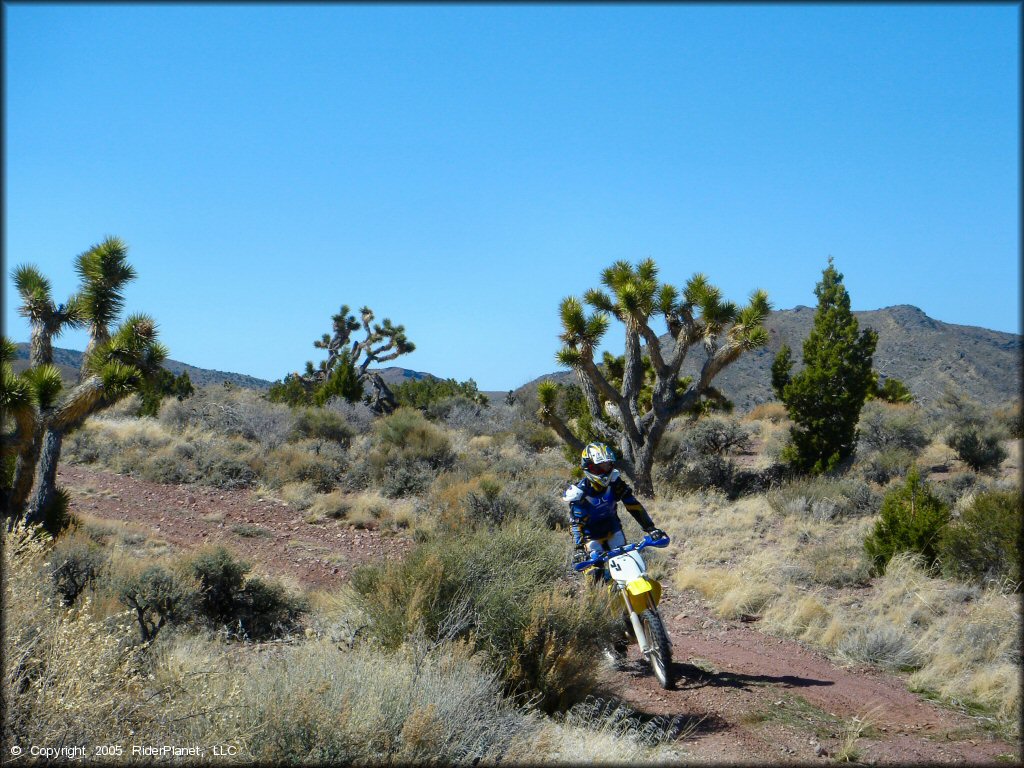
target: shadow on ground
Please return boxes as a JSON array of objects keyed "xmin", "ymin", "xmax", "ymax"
[{"xmin": 673, "ymin": 661, "xmax": 834, "ymax": 691}]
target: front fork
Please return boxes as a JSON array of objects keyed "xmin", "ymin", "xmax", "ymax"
[{"xmin": 622, "ymin": 590, "xmax": 652, "ymax": 655}]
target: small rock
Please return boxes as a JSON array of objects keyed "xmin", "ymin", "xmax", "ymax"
[{"xmin": 814, "ymin": 744, "xmax": 828, "ymax": 758}]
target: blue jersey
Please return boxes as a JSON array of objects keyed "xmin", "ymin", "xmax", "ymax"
[{"xmin": 566, "ymin": 476, "xmax": 654, "ymax": 546}]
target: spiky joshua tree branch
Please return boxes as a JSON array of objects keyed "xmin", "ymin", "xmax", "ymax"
[{"xmin": 538, "ymin": 258, "xmax": 770, "ymax": 497}]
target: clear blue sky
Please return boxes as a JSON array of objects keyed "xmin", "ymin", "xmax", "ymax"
[{"xmin": 4, "ymin": 4, "xmax": 1019, "ymax": 391}]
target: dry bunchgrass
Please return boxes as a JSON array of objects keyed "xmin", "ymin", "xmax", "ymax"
[{"xmin": 3, "ymin": 523, "xmax": 151, "ymax": 749}]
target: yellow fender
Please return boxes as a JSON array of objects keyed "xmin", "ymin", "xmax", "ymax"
[{"xmin": 625, "ymin": 577, "xmax": 661, "ymax": 613}]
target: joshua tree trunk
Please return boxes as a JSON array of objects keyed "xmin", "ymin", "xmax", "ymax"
[
  {"xmin": 364, "ymin": 372, "xmax": 398, "ymax": 414},
  {"xmin": 26, "ymin": 428, "xmax": 63, "ymax": 525}
]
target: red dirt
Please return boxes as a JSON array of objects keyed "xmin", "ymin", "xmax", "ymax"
[
  {"xmin": 57, "ymin": 464, "xmax": 1019, "ymax": 764},
  {"xmin": 58, "ymin": 464, "xmax": 411, "ymax": 590}
]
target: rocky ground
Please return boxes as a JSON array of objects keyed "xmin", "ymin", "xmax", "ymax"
[{"xmin": 58, "ymin": 464, "xmax": 1019, "ymax": 765}]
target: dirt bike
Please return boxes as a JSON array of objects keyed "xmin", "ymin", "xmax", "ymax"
[{"xmin": 574, "ymin": 534, "xmax": 674, "ymax": 689}]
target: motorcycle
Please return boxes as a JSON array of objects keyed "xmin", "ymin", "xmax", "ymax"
[{"xmin": 574, "ymin": 534, "xmax": 674, "ymax": 689}]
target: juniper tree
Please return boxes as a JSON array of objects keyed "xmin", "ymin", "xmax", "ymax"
[
  {"xmin": 4, "ymin": 238, "xmax": 166, "ymax": 525},
  {"xmin": 772, "ymin": 258, "xmax": 877, "ymax": 474},
  {"xmin": 538, "ymin": 259, "xmax": 770, "ymax": 497},
  {"xmin": 273, "ymin": 305, "xmax": 415, "ymax": 413}
]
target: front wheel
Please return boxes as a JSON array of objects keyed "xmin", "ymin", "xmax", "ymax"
[{"xmin": 640, "ymin": 609, "xmax": 674, "ymax": 689}]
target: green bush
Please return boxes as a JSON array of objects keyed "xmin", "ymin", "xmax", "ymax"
[
  {"xmin": 186, "ymin": 546, "xmax": 249, "ymax": 624},
  {"xmin": 864, "ymin": 468, "xmax": 949, "ymax": 575},
  {"xmin": 393, "ymin": 376, "xmax": 488, "ymax": 410},
  {"xmin": 48, "ymin": 532, "xmax": 107, "ymax": 605},
  {"xmin": 947, "ymin": 426, "xmax": 1007, "ymax": 474},
  {"xmin": 939, "ymin": 490, "xmax": 1021, "ymax": 588},
  {"xmin": 183, "ymin": 546, "xmax": 305, "ymax": 640},
  {"xmin": 351, "ymin": 521, "xmax": 618, "ymax": 713},
  {"xmin": 116, "ymin": 564, "xmax": 195, "ymax": 642}
]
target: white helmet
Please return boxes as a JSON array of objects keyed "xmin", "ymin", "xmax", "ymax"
[{"xmin": 580, "ymin": 442, "xmax": 616, "ymax": 488}]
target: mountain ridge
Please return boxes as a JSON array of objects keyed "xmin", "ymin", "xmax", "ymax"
[
  {"xmin": 516, "ymin": 304, "xmax": 1021, "ymax": 411},
  {"xmin": 12, "ymin": 304, "xmax": 1020, "ymax": 409}
]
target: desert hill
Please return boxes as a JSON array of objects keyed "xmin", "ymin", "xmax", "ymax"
[{"xmin": 518, "ymin": 305, "xmax": 1021, "ymax": 411}]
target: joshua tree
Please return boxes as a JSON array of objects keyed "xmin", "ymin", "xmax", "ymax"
[
  {"xmin": 4, "ymin": 237, "xmax": 166, "ymax": 526},
  {"xmin": 279, "ymin": 304, "xmax": 415, "ymax": 413},
  {"xmin": 539, "ymin": 259, "xmax": 770, "ymax": 497}
]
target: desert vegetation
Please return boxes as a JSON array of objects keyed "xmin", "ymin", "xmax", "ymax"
[{"xmin": 3, "ymin": 254, "xmax": 1020, "ymax": 761}]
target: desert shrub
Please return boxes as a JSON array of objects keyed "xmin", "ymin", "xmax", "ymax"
[
  {"xmin": 429, "ymin": 398, "xmax": 521, "ymax": 436},
  {"xmin": 116, "ymin": 564, "xmax": 196, "ymax": 642},
  {"xmin": 858, "ymin": 447, "xmax": 916, "ymax": 485},
  {"xmin": 292, "ymin": 407, "xmax": 354, "ymax": 444},
  {"xmin": 234, "ymin": 576, "xmax": 305, "ymax": 640},
  {"xmin": 654, "ymin": 417, "xmax": 758, "ymax": 498},
  {"xmin": 323, "ymin": 397, "xmax": 377, "ymax": 433},
  {"xmin": 857, "ymin": 400, "xmax": 929, "ymax": 453},
  {"xmin": 241, "ymin": 640, "xmax": 534, "ymax": 764},
  {"xmin": 679, "ymin": 416, "xmax": 753, "ymax": 455},
  {"xmin": 159, "ymin": 387, "xmax": 295, "ymax": 448},
  {"xmin": 512, "ymin": 420, "xmax": 559, "ymax": 452},
  {"xmin": 864, "ymin": 468, "xmax": 949, "ymax": 575},
  {"xmin": 140, "ymin": 444, "xmax": 198, "ymax": 485},
  {"xmin": 260, "ymin": 442, "xmax": 342, "ymax": 493},
  {"xmin": 939, "ymin": 490, "xmax": 1021, "ymax": 588},
  {"xmin": 367, "ymin": 409, "xmax": 453, "ymax": 496},
  {"xmin": 4, "ymin": 523, "xmax": 151, "ymax": 749},
  {"xmin": 184, "ymin": 546, "xmax": 306, "ymax": 640},
  {"xmin": 351, "ymin": 521, "xmax": 618, "ymax": 713},
  {"xmin": 372, "ymin": 408, "xmax": 453, "ymax": 467},
  {"xmin": 463, "ymin": 478, "xmax": 523, "ymax": 527},
  {"xmin": 307, "ymin": 491, "xmax": 351, "ymax": 520},
  {"xmin": 380, "ymin": 462, "xmax": 436, "ymax": 498},
  {"xmin": 186, "ymin": 546, "xmax": 249, "ymax": 625},
  {"xmin": 747, "ymin": 401, "xmax": 789, "ymax": 423},
  {"xmin": 768, "ymin": 476, "xmax": 880, "ymax": 522},
  {"xmin": 48, "ymin": 531, "xmax": 107, "ymax": 605},
  {"xmin": 838, "ymin": 624, "xmax": 923, "ymax": 671},
  {"xmin": 947, "ymin": 425, "xmax": 1007, "ymax": 474},
  {"xmin": 194, "ymin": 439, "xmax": 259, "ymax": 489},
  {"xmin": 139, "ymin": 436, "xmax": 258, "ymax": 490},
  {"xmin": 994, "ymin": 401, "xmax": 1023, "ymax": 439}
]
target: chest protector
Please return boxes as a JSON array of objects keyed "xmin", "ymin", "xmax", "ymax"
[{"xmin": 570, "ymin": 483, "xmax": 621, "ymax": 538}]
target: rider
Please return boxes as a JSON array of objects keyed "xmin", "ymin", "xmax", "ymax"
[
  {"xmin": 564, "ymin": 442, "xmax": 667, "ymax": 568},
  {"xmin": 564, "ymin": 442, "xmax": 667, "ymax": 664}
]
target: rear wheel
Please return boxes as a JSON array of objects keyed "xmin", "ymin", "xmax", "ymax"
[{"xmin": 640, "ymin": 609, "xmax": 674, "ymax": 689}]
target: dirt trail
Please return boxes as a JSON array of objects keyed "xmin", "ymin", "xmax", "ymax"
[
  {"xmin": 58, "ymin": 465, "xmax": 411, "ymax": 589},
  {"xmin": 57, "ymin": 465, "xmax": 1017, "ymax": 764}
]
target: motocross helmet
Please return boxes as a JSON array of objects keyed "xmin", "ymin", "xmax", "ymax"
[{"xmin": 581, "ymin": 442, "xmax": 616, "ymax": 488}]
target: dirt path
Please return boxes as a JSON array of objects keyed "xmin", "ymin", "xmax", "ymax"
[
  {"xmin": 58, "ymin": 465, "xmax": 1018, "ymax": 764},
  {"xmin": 609, "ymin": 589, "xmax": 1016, "ymax": 763},
  {"xmin": 58, "ymin": 464, "xmax": 411, "ymax": 590}
]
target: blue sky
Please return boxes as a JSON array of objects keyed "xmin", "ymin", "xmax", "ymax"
[{"xmin": 4, "ymin": 4, "xmax": 1019, "ymax": 391}]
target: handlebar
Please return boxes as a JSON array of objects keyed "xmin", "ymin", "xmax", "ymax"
[{"xmin": 572, "ymin": 534, "xmax": 670, "ymax": 572}]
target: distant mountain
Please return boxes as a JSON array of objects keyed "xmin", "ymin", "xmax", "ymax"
[
  {"xmin": 517, "ymin": 305, "xmax": 1022, "ymax": 411},
  {"xmin": 10, "ymin": 345, "xmax": 445, "ymax": 393},
  {"xmin": 11, "ymin": 344, "xmax": 274, "ymax": 390}
]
